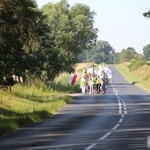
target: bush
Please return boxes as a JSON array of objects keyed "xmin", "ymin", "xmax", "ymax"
[{"xmin": 128, "ymin": 59, "xmax": 145, "ymax": 71}]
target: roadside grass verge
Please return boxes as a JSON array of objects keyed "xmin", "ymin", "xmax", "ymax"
[
  {"xmin": 0, "ymin": 73, "xmax": 80, "ymax": 137},
  {"xmin": 115, "ymin": 64, "xmax": 150, "ymax": 93}
]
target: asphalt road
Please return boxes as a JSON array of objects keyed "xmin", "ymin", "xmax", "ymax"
[{"xmin": 0, "ymin": 66, "xmax": 150, "ymax": 150}]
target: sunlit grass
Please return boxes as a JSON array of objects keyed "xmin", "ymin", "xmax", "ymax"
[
  {"xmin": 115, "ymin": 64, "xmax": 150, "ymax": 93},
  {"xmin": 1, "ymin": 63, "xmax": 149, "ymax": 137},
  {"xmin": 0, "ymin": 73, "xmax": 80, "ymax": 137}
]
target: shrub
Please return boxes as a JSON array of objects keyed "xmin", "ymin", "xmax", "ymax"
[{"xmin": 128, "ymin": 59, "xmax": 145, "ymax": 71}]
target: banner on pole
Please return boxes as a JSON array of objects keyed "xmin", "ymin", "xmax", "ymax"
[{"xmin": 69, "ymin": 73, "xmax": 78, "ymax": 85}]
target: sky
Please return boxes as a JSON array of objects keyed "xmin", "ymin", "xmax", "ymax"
[{"xmin": 36, "ymin": 0, "xmax": 150, "ymax": 54}]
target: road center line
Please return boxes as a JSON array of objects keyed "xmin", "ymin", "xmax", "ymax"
[
  {"xmin": 119, "ymin": 118, "xmax": 124, "ymax": 123},
  {"xmin": 84, "ymin": 143, "xmax": 97, "ymax": 150},
  {"xmin": 99, "ymin": 132, "xmax": 112, "ymax": 140},
  {"xmin": 84, "ymin": 82, "xmax": 127, "ymax": 150},
  {"xmin": 112, "ymin": 124, "xmax": 120, "ymax": 130},
  {"xmin": 122, "ymin": 114, "xmax": 125, "ymax": 117},
  {"xmin": 118, "ymin": 99, "xmax": 122, "ymax": 114}
]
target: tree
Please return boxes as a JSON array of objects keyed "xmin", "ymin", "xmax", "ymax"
[
  {"xmin": 143, "ymin": 10, "xmax": 150, "ymax": 18},
  {"xmin": 0, "ymin": 0, "xmax": 98, "ymax": 83},
  {"xmin": 83, "ymin": 40, "xmax": 116, "ymax": 64},
  {"xmin": 119, "ymin": 47, "xmax": 138, "ymax": 63},
  {"xmin": 143, "ymin": 11, "xmax": 150, "ymax": 61},
  {"xmin": 0, "ymin": 0, "xmax": 41, "ymax": 81},
  {"xmin": 41, "ymin": 0, "xmax": 98, "ymax": 73},
  {"xmin": 24, "ymin": 12, "xmax": 59, "ymax": 81},
  {"xmin": 143, "ymin": 44, "xmax": 150, "ymax": 60}
]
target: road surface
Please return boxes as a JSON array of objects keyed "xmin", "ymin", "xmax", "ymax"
[{"xmin": 0, "ymin": 66, "xmax": 150, "ymax": 150}]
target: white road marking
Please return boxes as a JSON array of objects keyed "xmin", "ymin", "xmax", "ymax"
[
  {"xmin": 99, "ymin": 132, "xmax": 112, "ymax": 140},
  {"xmin": 84, "ymin": 81, "xmax": 128, "ymax": 150},
  {"xmin": 112, "ymin": 124, "xmax": 120, "ymax": 130},
  {"xmin": 123, "ymin": 102, "xmax": 126, "ymax": 107},
  {"xmin": 119, "ymin": 118, "xmax": 124, "ymax": 123},
  {"xmin": 84, "ymin": 143, "xmax": 97, "ymax": 150},
  {"xmin": 121, "ymin": 114, "xmax": 125, "ymax": 118},
  {"xmin": 124, "ymin": 110, "xmax": 127, "ymax": 114},
  {"xmin": 118, "ymin": 99, "xmax": 122, "ymax": 114}
]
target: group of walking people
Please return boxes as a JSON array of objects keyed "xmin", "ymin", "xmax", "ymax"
[{"xmin": 80, "ymin": 70, "xmax": 109, "ymax": 95}]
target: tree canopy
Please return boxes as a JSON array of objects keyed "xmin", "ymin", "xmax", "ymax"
[
  {"xmin": 41, "ymin": 0, "xmax": 98, "ymax": 73},
  {"xmin": 143, "ymin": 10, "xmax": 150, "ymax": 18},
  {"xmin": 0, "ymin": 0, "xmax": 98, "ymax": 83},
  {"xmin": 119, "ymin": 47, "xmax": 139, "ymax": 62},
  {"xmin": 0, "ymin": 0, "xmax": 41, "ymax": 80},
  {"xmin": 78, "ymin": 40, "xmax": 117, "ymax": 64}
]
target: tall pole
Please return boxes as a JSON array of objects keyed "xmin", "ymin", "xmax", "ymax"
[{"xmin": 93, "ymin": 63, "xmax": 94, "ymax": 74}]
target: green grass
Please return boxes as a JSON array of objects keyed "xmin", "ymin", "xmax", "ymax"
[
  {"xmin": 0, "ymin": 64, "xmax": 149, "ymax": 137},
  {"xmin": 115, "ymin": 64, "xmax": 150, "ymax": 93},
  {"xmin": 0, "ymin": 73, "xmax": 80, "ymax": 137}
]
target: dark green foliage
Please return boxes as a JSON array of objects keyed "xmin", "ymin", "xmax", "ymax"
[
  {"xmin": 143, "ymin": 10, "xmax": 150, "ymax": 18},
  {"xmin": 0, "ymin": 0, "xmax": 98, "ymax": 83},
  {"xmin": 0, "ymin": 0, "xmax": 41, "ymax": 80}
]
